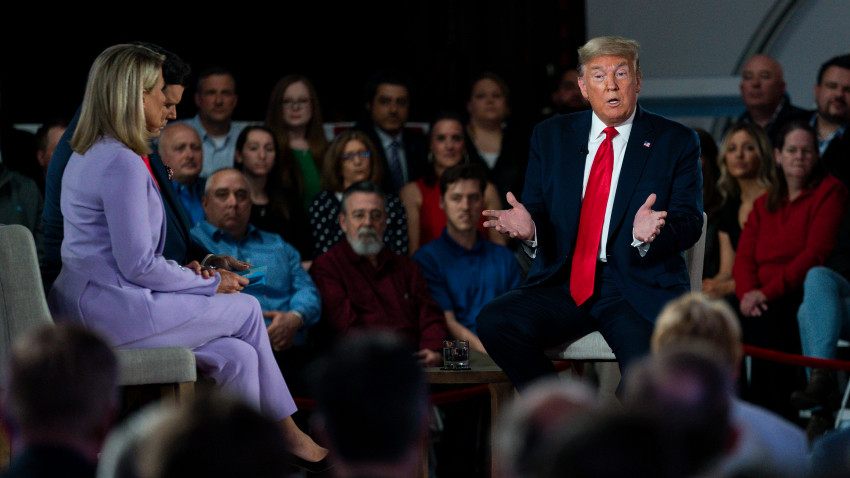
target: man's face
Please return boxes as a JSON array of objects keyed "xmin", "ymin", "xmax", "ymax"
[
  {"xmin": 552, "ymin": 70, "xmax": 588, "ymax": 111},
  {"xmin": 740, "ymin": 55, "xmax": 785, "ymax": 111},
  {"xmin": 441, "ymin": 179, "xmax": 484, "ymax": 234},
  {"xmin": 36, "ymin": 125, "xmax": 66, "ymax": 170},
  {"xmin": 195, "ymin": 74, "xmax": 238, "ymax": 124},
  {"xmin": 578, "ymin": 55, "xmax": 641, "ymax": 127},
  {"xmin": 367, "ymin": 84, "xmax": 409, "ymax": 136},
  {"xmin": 202, "ymin": 170, "xmax": 251, "ymax": 238},
  {"xmin": 339, "ymin": 192, "xmax": 387, "ymax": 256},
  {"xmin": 815, "ymin": 66, "xmax": 850, "ymax": 125},
  {"xmin": 160, "ymin": 125, "xmax": 203, "ymax": 185},
  {"xmin": 163, "ymin": 85, "xmax": 185, "ymax": 122}
]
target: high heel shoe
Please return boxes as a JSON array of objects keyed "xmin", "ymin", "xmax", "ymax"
[{"xmin": 285, "ymin": 452, "xmax": 334, "ymax": 473}]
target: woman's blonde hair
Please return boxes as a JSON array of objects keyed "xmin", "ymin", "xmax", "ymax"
[
  {"xmin": 715, "ymin": 123, "xmax": 773, "ymax": 206},
  {"xmin": 71, "ymin": 44, "xmax": 165, "ymax": 156}
]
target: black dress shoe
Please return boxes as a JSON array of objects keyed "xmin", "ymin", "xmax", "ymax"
[{"xmin": 285, "ymin": 453, "xmax": 333, "ymax": 474}]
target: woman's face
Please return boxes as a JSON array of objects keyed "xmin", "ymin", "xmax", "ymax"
[
  {"xmin": 143, "ymin": 70, "xmax": 168, "ymax": 138},
  {"xmin": 340, "ymin": 139, "xmax": 372, "ymax": 188},
  {"xmin": 237, "ymin": 130, "xmax": 276, "ymax": 177},
  {"xmin": 467, "ymin": 78, "xmax": 508, "ymax": 123},
  {"xmin": 776, "ymin": 128, "xmax": 818, "ymax": 182},
  {"xmin": 724, "ymin": 130, "xmax": 761, "ymax": 180},
  {"xmin": 282, "ymin": 81, "xmax": 312, "ymax": 129},
  {"xmin": 430, "ymin": 119, "xmax": 465, "ymax": 169}
]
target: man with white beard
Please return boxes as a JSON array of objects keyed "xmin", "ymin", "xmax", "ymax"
[{"xmin": 310, "ymin": 181, "xmax": 448, "ymax": 367}]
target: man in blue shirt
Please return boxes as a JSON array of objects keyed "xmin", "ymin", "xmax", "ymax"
[
  {"xmin": 413, "ymin": 164, "xmax": 520, "ymax": 354},
  {"xmin": 178, "ymin": 67, "xmax": 243, "ymax": 178},
  {"xmin": 191, "ymin": 168, "xmax": 320, "ymax": 353},
  {"xmin": 159, "ymin": 123, "xmax": 205, "ymax": 226}
]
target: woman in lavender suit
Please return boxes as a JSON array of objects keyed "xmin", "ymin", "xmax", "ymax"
[{"xmin": 47, "ymin": 44, "xmax": 327, "ymax": 467}]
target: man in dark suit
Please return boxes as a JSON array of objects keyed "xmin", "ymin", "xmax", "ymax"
[
  {"xmin": 41, "ymin": 43, "xmax": 246, "ymax": 293},
  {"xmin": 478, "ymin": 36, "xmax": 703, "ymax": 390},
  {"xmin": 353, "ymin": 70, "xmax": 428, "ymax": 195}
]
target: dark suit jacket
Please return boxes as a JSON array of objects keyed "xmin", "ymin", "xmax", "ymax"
[
  {"xmin": 819, "ymin": 124, "xmax": 850, "ymax": 189},
  {"xmin": 353, "ymin": 120, "xmax": 428, "ymax": 194},
  {"xmin": 522, "ymin": 106, "xmax": 703, "ymax": 322},
  {"xmin": 41, "ymin": 108, "xmax": 210, "ymax": 291}
]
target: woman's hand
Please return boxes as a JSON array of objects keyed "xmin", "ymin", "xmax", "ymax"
[
  {"xmin": 183, "ymin": 261, "xmax": 217, "ymax": 279},
  {"xmin": 740, "ymin": 290, "xmax": 768, "ymax": 317}
]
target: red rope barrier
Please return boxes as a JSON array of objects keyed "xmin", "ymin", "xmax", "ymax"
[{"xmin": 743, "ymin": 344, "xmax": 850, "ymax": 371}]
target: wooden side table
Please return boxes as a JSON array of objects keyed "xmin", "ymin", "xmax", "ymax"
[{"xmin": 421, "ymin": 351, "xmax": 515, "ymax": 478}]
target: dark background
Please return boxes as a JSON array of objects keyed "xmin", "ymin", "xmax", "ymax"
[{"xmin": 1, "ymin": 1, "xmax": 585, "ymax": 132}]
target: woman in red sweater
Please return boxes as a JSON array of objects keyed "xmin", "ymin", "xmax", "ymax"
[{"xmin": 733, "ymin": 121, "xmax": 848, "ymax": 419}]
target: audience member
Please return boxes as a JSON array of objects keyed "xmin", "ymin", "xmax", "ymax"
[
  {"xmin": 651, "ymin": 293, "xmax": 808, "ymax": 476},
  {"xmin": 623, "ymin": 346, "xmax": 736, "ymax": 477},
  {"xmin": 702, "ymin": 124, "xmax": 773, "ymax": 300},
  {"xmin": 695, "ymin": 128, "xmax": 721, "ymax": 279},
  {"xmin": 793, "ymin": 206, "xmax": 850, "ymax": 415},
  {"xmin": 401, "ymin": 111, "xmax": 505, "ymax": 253},
  {"xmin": 96, "ymin": 403, "xmax": 172, "ymax": 478},
  {"xmin": 40, "ymin": 43, "xmax": 241, "ymax": 294},
  {"xmin": 548, "ymin": 68, "xmax": 590, "ymax": 116},
  {"xmin": 809, "ymin": 53, "xmax": 850, "ymax": 187},
  {"xmin": 492, "ymin": 378, "xmax": 597, "ymax": 478},
  {"xmin": 265, "ymin": 75, "xmax": 328, "ymax": 211},
  {"xmin": 309, "ymin": 181, "xmax": 447, "ymax": 366},
  {"xmin": 464, "ymin": 72, "xmax": 529, "ymax": 208},
  {"xmin": 180, "ymin": 67, "xmax": 242, "ymax": 178},
  {"xmin": 0, "ymin": 162, "xmax": 43, "ymax": 258},
  {"xmin": 191, "ymin": 168, "xmax": 321, "ymax": 394},
  {"xmin": 737, "ymin": 54, "xmax": 809, "ymax": 144},
  {"xmin": 1, "ymin": 325, "xmax": 118, "ymax": 478},
  {"xmin": 309, "ymin": 130, "xmax": 408, "ymax": 256},
  {"xmin": 234, "ymin": 125, "xmax": 313, "ymax": 259},
  {"xmin": 34, "ymin": 118, "xmax": 68, "ymax": 182},
  {"xmin": 733, "ymin": 120, "xmax": 847, "ymax": 419},
  {"xmin": 810, "ymin": 426, "xmax": 850, "ymax": 478},
  {"xmin": 314, "ymin": 332, "xmax": 429, "ymax": 478},
  {"xmin": 353, "ymin": 70, "xmax": 428, "ymax": 195},
  {"xmin": 413, "ymin": 163, "xmax": 519, "ymax": 353},
  {"xmin": 136, "ymin": 392, "xmax": 295, "ymax": 478},
  {"xmin": 157, "ymin": 123, "xmax": 205, "ymax": 226},
  {"xmin": 0, "ymin": 97, "xmax": 38, "ymax": 192}
]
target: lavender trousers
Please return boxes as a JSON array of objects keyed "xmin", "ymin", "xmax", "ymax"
[{"xmin": 119, "ymin": 292, "xmax": 296, "ymax": 421}]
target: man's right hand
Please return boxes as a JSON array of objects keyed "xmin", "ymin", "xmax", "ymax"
[
  {"xmin": 216, "ymin": 269, "xmax": 249, "ymax": 294},
  {"xmin": 482, "ymin": 192, "xmax": 535, "ymax": 241}
]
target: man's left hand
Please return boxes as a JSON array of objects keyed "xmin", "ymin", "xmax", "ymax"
[
  {"xmin": 265, "ymin": 311, "xmax": 303, "ymax": 351},
  {"xmin": 204, "ymin": 254, "xmax": 251, "ymax": 271},
  {"xmin": 633, "ymin": 193, "xmax": 667, "ymax": 243},
  {"xmin": 414, "ymin": 348, "xmax": 442, "ymax": 368}
]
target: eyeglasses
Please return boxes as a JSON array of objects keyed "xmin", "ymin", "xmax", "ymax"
[
  {"xmin": 282, "ymin": 98, "xmax": 310, "ymax": 109},
  {"xmin": 342, "ymin": 152, "xmax": 371, "ymax": 161}
]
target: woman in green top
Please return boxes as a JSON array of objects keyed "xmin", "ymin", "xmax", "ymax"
[{"xmin": 266, "ymin": 74, "xmax": 328, "ymax": 211}]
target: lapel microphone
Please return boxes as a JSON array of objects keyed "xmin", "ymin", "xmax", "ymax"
[{"xmin": 579, "ymin": 145, "xmax": 589, "ymax": 155}]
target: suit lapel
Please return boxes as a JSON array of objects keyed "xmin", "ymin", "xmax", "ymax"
[
  {"xmin": 565, "ymin": 112, "xmax": 592, "ymax": 217},
  {"xmin": 608, "ymin": 106, "xmax": 654, "ymax": 241},
  {"xmin": 149, "ymin": 152, "xmax": 193, "ymax": 247}
]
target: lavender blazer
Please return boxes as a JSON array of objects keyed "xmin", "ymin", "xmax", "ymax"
[{"xmin": 48, "ymin": 138, "xmax": 220, "ymax": 346}]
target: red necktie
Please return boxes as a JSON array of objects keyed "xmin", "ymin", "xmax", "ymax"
[{"xmin": 570, "ymin": 126, "xmax": 618, "ymax": 305}]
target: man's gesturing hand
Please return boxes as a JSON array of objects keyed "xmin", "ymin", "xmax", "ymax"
[
  {"xmin": 633, "ymin": 193, "xmax": 667, "ymax": 243},
  {"xmin": 482, "ymin": 192, "xmax": 535, "ymax": 241}
]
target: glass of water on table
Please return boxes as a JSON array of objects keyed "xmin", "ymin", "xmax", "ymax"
[{"xmin": 442, "ymin": 339, "xmax": 470, "ymax": 370}]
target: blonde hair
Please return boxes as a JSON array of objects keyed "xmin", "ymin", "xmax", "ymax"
[
  {"xmin": 716, "ymin": 123, "xmax": 774, "ymax": 206},
  {"xmin": 71, "ymin": 44, "xmax": 165, "ymax": 156},
  {"xmin": 577, "ymin": 36, "xmax": 641, "ymax": 76},
  {"xmin": 651, "ymin": 293, "xmax": 743, "ymax": 370}
]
